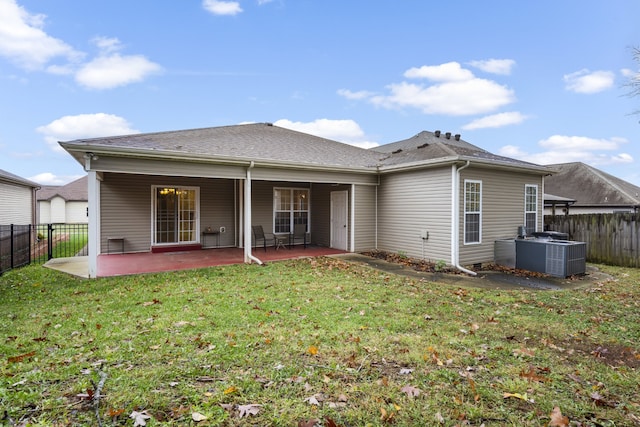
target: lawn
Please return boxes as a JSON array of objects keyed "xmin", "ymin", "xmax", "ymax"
[{"xmin": 1, "ymin": 257, "xmax": 639, "ymax": 426}]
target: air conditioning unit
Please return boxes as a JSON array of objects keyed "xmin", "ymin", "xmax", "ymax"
[{"xmin": 515, "ymin": 239, "xmax": 586, "ymax": 278}]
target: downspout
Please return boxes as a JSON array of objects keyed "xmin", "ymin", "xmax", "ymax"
[
  {"xmin": 244, "ymin": 161, "xmax": 263, "ymax": 265},
  {"xmin": 452, "ymin": 160, "xmax": 477, "ymax": 276}
]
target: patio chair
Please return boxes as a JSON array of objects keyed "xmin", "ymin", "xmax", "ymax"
[
  {"xmin": 252, "ymin": 225, "xmax": 273, "ymax": 252},
  {"xmin": 291, "ymin": 223, "xmax": 307, "ymax": 249}
]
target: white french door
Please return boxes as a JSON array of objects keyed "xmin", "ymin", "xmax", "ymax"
[{"xmin": 153, "ymin": 186, "xmax": 199, "ymax": 245}]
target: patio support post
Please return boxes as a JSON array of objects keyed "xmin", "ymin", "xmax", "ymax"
[
  {"xmin": 87, "ymin": 169, "xmax": 100, "ymax": 278},
  {"xmin": 244, "ymin": 162, "xmax": 262, "ymax": 265}
]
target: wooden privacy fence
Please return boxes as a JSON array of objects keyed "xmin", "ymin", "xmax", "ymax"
[{"xmin": 544, "ymin": 213, "xmax": 640, "ymax": 268}]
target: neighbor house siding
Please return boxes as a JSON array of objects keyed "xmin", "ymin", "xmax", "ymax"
[
  {"xmin": 0, "ymin": 182, "xmax": 33, "ymax": 225},
  {"xmin": 66, "ymin": 201, "xmax": 88, "ymax": 224},
  {"xmin": 458, "ymin": 167, "xmax": 544, "ymax": 265},
  {"xmin": 50, "ymin": 197, "xmax": 66, "ymax": 223},
  {"xmin": 39, "ymin": 201, "xmax": 52, "ymax": 224},
  {"xmin": 377, "ymin": 167, "xmax": 452, "ymax": 261},
  {"xmin": 353, "ymin": 184, "xmax": 376, "ymax": 252},
  {"xmin": 100, "ymin": 173, "xmax": 237, "ymax": 253}
]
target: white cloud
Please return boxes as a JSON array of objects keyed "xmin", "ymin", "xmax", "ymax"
[
  {"xmin": 74, "ymin": 37, "xmax": 162, "ymax": 89},
  {"xmin": 370, "ymin": 79, "xmax": 515, "ymax": 116},
  {"xmin": 468, "ymin": 59, "xmax": 515, "ymax": 75},
  {"xmin": 28, "ymin": 172, "xmax": 83, "ymax": 186},
  {"xmin": 337, "ymin": 88, "xmax": 376, "ymax": 100},
  {"xmin": 203, "ymin": 0, "xmax": 243, "ymax": 15},
  {"xmin": 0, "ymin": 0, "xmax": 82, "ymax": 70},
  {"xmin": 36, "ymin": 113, "xmax": 139, "ymax": 152},
  {"xmin": 564, "ymin": 69, "xmax": 615, "ymax": 94},
  {"xmin": 462, "ymin": 111, "xmax": 528, "ymax": 130},
  {"xmin": 499, "ymin": 135, "xmax": 633, "ymax": 166},
  {"xmin": 343, "ymin": 61, "xmax": 516, "ymax": 116},
  {"xmin": 404, "ymin": 62, "xmax": 474, "ymax": 82},
  {"xmin": 75, "ymin": 53, "xmax": 162, "ymax": 89},
  {"xmin": 274, "ymin": 118, "xmax": 379, "ymax": 149}
]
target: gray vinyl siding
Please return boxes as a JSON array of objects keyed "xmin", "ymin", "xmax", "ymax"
[
  {"xmin": 353, "ymin": 184, "xmax": 376, "ymax": 252},
  {"xmin": 252, "ymin": 167, "xmax": 377, "ymax": 186},
  {"xmin": 309, "ymin": 183, "xmax": 335, "ymax": 248},
  {"xmin": 250, "ymin": 181, "xmax": 313, "ymax": 245},
  {"xmin": 93, "ymin": 156, "xmax": 246, "ymax": 179},
  {"xmin": 458, "ymin": 167, "xmax": 544, "ymax": 266},
  {"xmin": 377, "ymin": 167, "xmax": 453, "ymax": 261},
  {"xmin": 100, "ymin": 173, "xmax": 236, "ymax": 253},
  {"xmin": 0, "ymin": 182, "xmax": 33, "ymax": 225}
]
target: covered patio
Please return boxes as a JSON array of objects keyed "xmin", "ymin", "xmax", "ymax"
[{"xmin": 45, "ymin": 245, "xmax": 346, "ymax": 278}]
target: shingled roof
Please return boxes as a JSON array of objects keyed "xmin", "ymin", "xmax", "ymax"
[
  {"xmin": 372, "ymin": 130, "xmax": 549, "ymax": 172},
  {"xmin": 544, "ymin": 162, "xmax": 640, "ymax": 207},
  {"xmin": 60, "ymin": 124, "xmax": 550, "ymax": 174},
  {"xmin": 60, "ymin": 123, "xmax": 382, "ymax": 171},
  {"xmin": 37, "ymin": 176, "xmax": 87, "ymax": 202}
]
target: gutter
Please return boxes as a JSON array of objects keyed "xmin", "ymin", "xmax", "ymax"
[{"xmin": 452, "ymin": 161, "xmax": 477, "ymax": 276}]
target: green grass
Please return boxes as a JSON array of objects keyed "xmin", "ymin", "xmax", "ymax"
[{"xmin": 1, "ymin": 258, "xmax": 639, "ymax": 426}]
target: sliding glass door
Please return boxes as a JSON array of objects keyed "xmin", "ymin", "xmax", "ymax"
[{"xmin": 154, "ymin": 186, "xmax": 199, "ymax": 245}]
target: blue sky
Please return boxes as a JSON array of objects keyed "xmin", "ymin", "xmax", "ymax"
[{"xmin": 1, "ymin": 0, "xmax": 639, "ymax": 186}]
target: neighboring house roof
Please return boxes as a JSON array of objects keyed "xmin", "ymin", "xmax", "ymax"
[
  {"xmin": 59, "ymin": 123, "xmax": 551, "ymax": 175},
  {"xmin": 544, "ymin": 193, "xmax": 576, "ymax": 205},
  {"xmin": 37, "ymin": 176, "xmax": 88, "ymax": 202},
  {"xmin": 0, "ymin": 169, "xmax": 39, "ymax": 188},
  {"xmin": 544, "ymin": 162, "xmax": 640, "ymax": 207},
  {"xmin": 372, "ymin": 130, "xmax": 550, "ymax": 173}
]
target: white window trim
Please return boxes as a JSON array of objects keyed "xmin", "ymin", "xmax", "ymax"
[
  {"xmin": 463, "ymin": 179, "xmax": 482, "ymax": 245},
  {"xmin": 273, "ymin": 187, "xmax": 310, "ymax": 234},
  {"xmin": 151, "ymin": 185, "xmax": 200, "ymax": 246},
  {"xmin": 524, "ymin": 184, "xmax": 538, "ymax": 234}
]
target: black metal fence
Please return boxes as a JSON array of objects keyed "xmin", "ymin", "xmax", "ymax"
[{"xmin": 0, "ymin": 223, "xmax": 88, "ymax": 275}]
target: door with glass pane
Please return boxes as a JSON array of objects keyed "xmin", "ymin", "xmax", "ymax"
[{"xmin": 154, "ymin": 187, "xmax": 198, "ymax": 245}]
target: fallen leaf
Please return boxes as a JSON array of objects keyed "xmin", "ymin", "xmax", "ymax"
[
  {"xmin": 520, "ymin": 366, "xmax": 550, "ymax": 383},
  {"xmin": 191, "ymin": 412, "xmax": 208, "ymax": 422},
  {"xmin": 238, "ymin": 404, "xmax": 261, "ymax": 418},
  {"xmin": 130, "ymin": 410, "xmax": 152, "ymax": 426},
  {"xmin": 307, "ymin": 345, "xmax": 319, "ymax": 355},
  {"xmin": 434, "ymin": 411, "xmax": 445, "ymax": 424},
  {"xmin": 503, "ymin": 392, "xmax": 533, "ymax": 403},
  {"xmin": 7, "ymin": 351, "xmax": 36, "ymax": 363},
  {"xmin": 298, "ymin": 419, "xmax": 319, "ymax": 427},
  {"xmin": 399, "ymin": 368, "xmax": 413, "ymax": 375},
  {"xmin": 548, "ymin": 406, "xmax": 569, "ymax": 427},
  {"xmin": 107, "ymin": 408, "xmax": 125, "ymax": 417},
  {"xmin": 400, "ymin": 385, "xmax": 421, "ymax": 397},
  {"xmin": 223, "ymin": 385, "xmax": 238, "ymax": 395}
]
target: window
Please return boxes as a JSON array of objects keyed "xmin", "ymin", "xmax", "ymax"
[
  {"xmin": 525, "ymin": 184, "xmax": 538, "ymax": 234},
  {"xmin": 274, "ymin": 188, "xmax": 309, "ymax": 233},
  {"xmin": 153, "ymin": 186, "xmax": 199, "ymax": 244},
  {"xmin": 464, "ymin": 180, "xmax": 482, "ymax": 244}
]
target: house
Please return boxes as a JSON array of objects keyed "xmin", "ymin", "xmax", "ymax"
[
  {"xmin": 37, "ymin": 176, "xmax": 88, "ymax": 224},
  {"xmin": 544, "ymin": 162, "xmax": 640, "ymax": 215},
  {"xmin": 59, "ymin": 123, "xmax": 551, "ymax": 278},
  {"xmin": 0, "ymin": 168, "xmax": 39, "ymax": 225}
]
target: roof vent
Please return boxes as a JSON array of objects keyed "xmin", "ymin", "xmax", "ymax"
[
  {"xmin": 434, "ymin": 130, "xmax": 441, "ymax": 137},
  {"xmin": 417, "ymin": 143, "xmax": 429, "ymax": 149},
  {"xmin": 445, "ymin": 132, "xmax": 451, "ymax": 139},
  {"xmin": 392, "ymin": 149, "xmax": 403, "ymax": 154},
  {"xmin": 265, "ymin": 122, "xmax": 273, "ymax": 126},
  {"xmin": 454, "ymin": 134, "xmax": 461, "ymax": 141}
]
